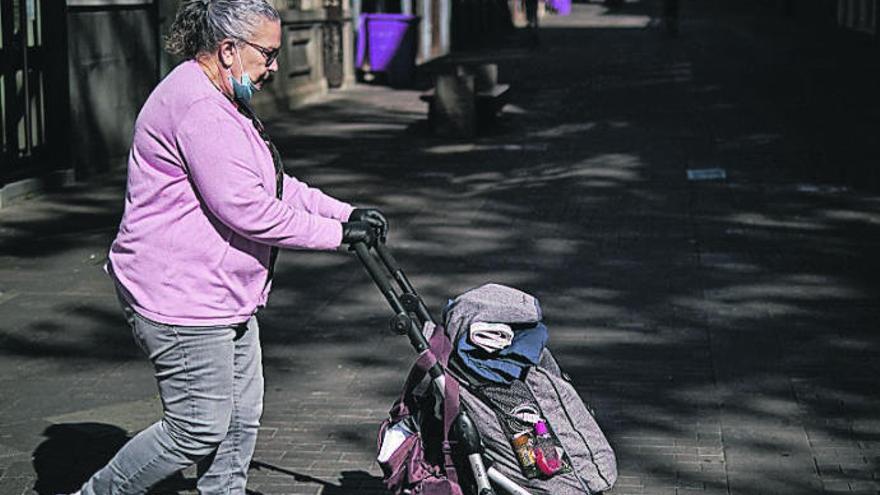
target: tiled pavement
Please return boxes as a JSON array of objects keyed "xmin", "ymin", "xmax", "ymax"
[{"xmin": 2, "ymin": 1, "xmax": 880, "ymax": 494}]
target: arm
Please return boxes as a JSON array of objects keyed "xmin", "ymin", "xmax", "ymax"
[
  {"xmin": 177, "ymin": 104, "xmax": 343, "ymax": 250},
  {"xmin": 282, "ymin": 174, "xmax": 354, "ymax": 222}
]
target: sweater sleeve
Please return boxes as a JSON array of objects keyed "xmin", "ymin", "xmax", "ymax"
[
  {"xmin": 282, "ymin": 174, "xmax": 355, "ymax": 222},
  {"xmin": 176, "ymin": 102, "xmax": 343, "ymax": 250}
]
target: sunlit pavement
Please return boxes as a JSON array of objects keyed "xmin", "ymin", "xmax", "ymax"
[{"xmin": 2, "ymin": 1, "xmax": 879, "ymax": 494}]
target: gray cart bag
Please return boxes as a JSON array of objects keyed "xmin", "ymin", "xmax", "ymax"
[
  {"xmin": 353, "ymin": 241, "xmax": 616, "ymax": 495},
  {"xmin": 442, "ymin": 284, "xmax": 617, "ymax": 495}
]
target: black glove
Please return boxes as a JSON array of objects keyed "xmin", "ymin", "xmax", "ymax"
[
  {"xmin": 349, "ymin": 208, "xmax": 388, "ymax": 240},
  {"xmin": 341, "ymin": 221, "xmax": 377, "ymax": 247}
]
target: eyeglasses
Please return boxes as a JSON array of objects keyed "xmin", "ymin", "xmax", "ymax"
[{"xmin": 240, "ymin": 40, "xmax": 280, "ymax": 67}]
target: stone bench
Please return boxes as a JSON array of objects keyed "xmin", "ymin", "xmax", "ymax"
[{"xmin": 419, "ymin": 54, "xmax": 522, "ymax": 138}]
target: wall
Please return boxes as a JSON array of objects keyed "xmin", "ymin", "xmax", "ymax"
[
  {"xmin": 260, "ymin": 9, "xmax": 330, "ymax": 115},
  {"xmin": 66, "ymin": 0, "xmax": 159, "ymax": 178}
]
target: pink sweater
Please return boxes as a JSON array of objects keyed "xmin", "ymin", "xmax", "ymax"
[{"xmin": 109, "ymin": 60, "xmax": 353, "ymax": 326}]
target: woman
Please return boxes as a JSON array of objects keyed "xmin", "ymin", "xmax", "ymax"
[{"xmin": 76, "ymin": 1, "xmax": 385, "ymax": 493}]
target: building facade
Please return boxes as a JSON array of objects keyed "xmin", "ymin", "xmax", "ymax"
[
  {"xmin": 1, "ymin": 0, "xmax": 69, "ymax": 198},
  {"xmin": 0, "ymin": 0, "xmax": 364, "ymax": 205},
  {"xmin": 0, "ymin": 0, "xmax": 522, "ymax": 205}
]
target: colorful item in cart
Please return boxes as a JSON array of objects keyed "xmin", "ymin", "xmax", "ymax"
[
  {"xmin": 508, "ymin": 403, "xmax": 542, "ymax": 431},
  {"xmin": 377, "ymin": 416, "xmax": 416, "ymax": 463},
  {"xmin": 511, "ymin": 430, "xmax": 540, "ymax": 479},
  {"xmin": 533, "ymin": 420, "xmax": 565, "ymax": 477},
  {"xmin": 454, "ymin": 322, "xmax": 548, "ymax": 384},
  {"xmin": 469, "ymin": 321, "xmax": 515, "ymax": 352}
]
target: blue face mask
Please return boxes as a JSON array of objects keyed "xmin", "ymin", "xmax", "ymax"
[{"xmin": 228, "ymin": 49, "xmax": 257, "ymax": 103}]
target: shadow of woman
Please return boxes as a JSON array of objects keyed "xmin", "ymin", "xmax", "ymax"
[
  {"xmin": 32, "ymin": 423, "xmax": 191, "ymax": 495},
  {"xmin": 32, "ymin": 423, "xmax": 130, "ymax": 495}
]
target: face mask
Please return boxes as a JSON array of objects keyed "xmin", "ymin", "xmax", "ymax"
[{"xmin": 228, "ymin": 48, "xmax": 257, "ymax": 103}]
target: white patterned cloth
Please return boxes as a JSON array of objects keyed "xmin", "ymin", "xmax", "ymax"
[{"xmin": 469, "ymin": 321, "xmax": 515, "ymax": 353}]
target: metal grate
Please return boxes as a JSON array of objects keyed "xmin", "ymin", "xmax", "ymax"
[
  {"xmin": 1, "ymin": 0, "xmax": 48, "ymax": 184},
  {"xmin": 838, "ymin": 0, "xmax": 877, "ymax": 34}
]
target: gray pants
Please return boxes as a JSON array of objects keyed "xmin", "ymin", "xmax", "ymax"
[{"xmin": 80, "ymin": 302, "xmax": 264, "ymax": 494}]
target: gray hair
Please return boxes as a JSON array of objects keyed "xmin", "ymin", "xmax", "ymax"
[{"xmin": 165, "ymin": 0, "xmax": 280, "ymax": 59}]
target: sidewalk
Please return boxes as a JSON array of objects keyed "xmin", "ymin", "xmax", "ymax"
[{"xmin": 2, "ymin": 1, "xmax": 880, "ymax": 494}]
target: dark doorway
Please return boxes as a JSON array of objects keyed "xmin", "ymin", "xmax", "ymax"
[{"xmin": 0, "ymin": 0, "xmax": 50, "ymax": 186}]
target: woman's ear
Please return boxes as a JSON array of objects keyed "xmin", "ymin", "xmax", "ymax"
[{"xmin": 218, "ymin": 39, "xmax": 237, "ymax": 69}]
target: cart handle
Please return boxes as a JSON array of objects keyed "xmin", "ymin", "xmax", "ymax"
[
  {"xmin": 350, "ymin": 240, "xmax": 442, "ymax": 380},
  {"xmin": 350, "ymin": 240, "xmax": 509, "ymax": 495}
]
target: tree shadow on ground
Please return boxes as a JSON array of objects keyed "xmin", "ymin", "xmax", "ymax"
[{"xmin": 249, "ymin": 462, "xmax": 386, "ymax": 495}]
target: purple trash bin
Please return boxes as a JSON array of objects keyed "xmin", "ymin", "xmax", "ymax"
[
  {"xmin": 546, "ymin": 0, "xmax": 571, "ymax": 15},
  {"xmin": 356, "ymin": 13, "xmax": 420, "ymax": 86}
]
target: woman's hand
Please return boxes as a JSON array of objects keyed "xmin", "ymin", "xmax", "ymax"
[
  {"xmin": 341, "ymin": 221, "xmax": 378, "ymax": 247},
  {"xmin": 349, "ymin": 208, "xmax": 388, "ymax": 240}
]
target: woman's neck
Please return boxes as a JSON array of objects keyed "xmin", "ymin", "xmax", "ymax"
[{"xmin": 197, "ymin": 56, "xmax": 233, "ymax": 100}]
